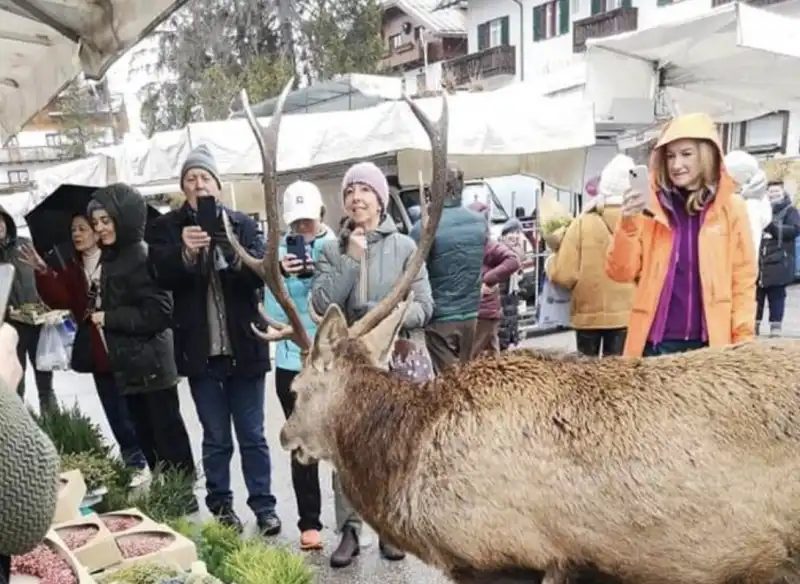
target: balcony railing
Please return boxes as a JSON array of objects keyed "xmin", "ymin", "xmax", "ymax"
[
  {"xmin": 48, "ymin": 94, "xmax": 125, "ymax": 118},
  {"xmin": 0, "ymin": 145, "xmax": 78, "ymax": 164},
  {"xmin": 712, "ymin": 0, "xmax": 789, "ymax": 6},
  {"xmin": 442, "ymin": 44, "xmax": 516, "ymax": 88},
  {"xmin": 573, "ymin": 6, "xmax": 638, "ymax": 53}
]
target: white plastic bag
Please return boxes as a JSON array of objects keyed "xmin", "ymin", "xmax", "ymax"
[
  {"xmin": 36, "ymin": 321, "xmax": 72, "ymax": 371},
  {"xmin": 538, "ymin": 277, "xmax": 571, "ymax": 329}
]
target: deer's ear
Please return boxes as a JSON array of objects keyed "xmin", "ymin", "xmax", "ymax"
[
  {"xmin": 360, "ymin": 300, "xmax": 412, "ymax": 367},
  {"xmin": 310, "ymin": 304, "xmax": 348, "ymax": 371}
]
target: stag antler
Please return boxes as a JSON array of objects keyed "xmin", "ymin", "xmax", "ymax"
[
  {"xmin": 347, "ymin": 96, "xmax": 449, "ymax": 338},
  {"xmin": 222, "ymin": 78, "xmax": 313, "ymax": 354}
]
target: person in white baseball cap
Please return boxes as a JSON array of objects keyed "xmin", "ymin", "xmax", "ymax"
[{"xmin": 266, "ymin": 179, "xmax": 336, "ymax": 551}]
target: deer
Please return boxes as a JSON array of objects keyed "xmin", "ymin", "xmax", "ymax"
[{"xmin": 223, "ymin": 79, "xmax": 800, "ymax": 584}]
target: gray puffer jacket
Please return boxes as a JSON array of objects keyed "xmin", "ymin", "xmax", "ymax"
[{"xmin": 311, "ymin": 217, "xmax": 433, "ymax": 333}]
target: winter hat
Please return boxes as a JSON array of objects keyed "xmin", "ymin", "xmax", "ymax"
[
  {"xmin": 341, "ymin": 162, "xmax": 389, "ymax": 213},
  {"xmin": 501, "ymin": 218, "xmax": 523, "ymax": 236},
  {"xmin": 283, "ymin": 180, "xmax": 323, "ymax": 226},
  {"xmin": 598, "ymin": 154, "xmax": 635, "ymax": 206},
  {"xmin": 181, "ymin": 144, "xmax": 222, "ymax": 190},
  {"xmin": 724, "ymin": 150, "xmax": 759, "ymax": 187}
]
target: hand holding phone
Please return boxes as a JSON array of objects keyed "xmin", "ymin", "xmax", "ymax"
[
  {"xmin": 282, "ymin": 235, "xmax": 313, "ymax": 277},
  {"xmin": 622, "ymin": 165, "xmax": 652, "ymax": 217},
  {"xmin": 196, "ymin": 195, "xmax": 220, "ymax": 236}
]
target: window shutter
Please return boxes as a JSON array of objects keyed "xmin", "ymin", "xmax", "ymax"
[
  {"xmin": 590, "ymin": 0, "xmax": 603, "ymax": 14},
  {"xmin": 500, "ymin": 16, "xmax": 510, "ymax": 45},
  {"xmin": 533, "ymin": 6, "xmax": 542, "ymax": 41},
  {"xmin": 621, "ymin": 0, "xmax": 632, "ymax": 6},
  {"xmin": 477, "ymin": 22, "xmax": 487, "ymax": 50},
  {"xmin": 656, "ymin": 0, "xmax": 671, "ymax": 5},
  {"xmin": 559, "ymin": 0, "xmax": 570, "ymax": 34}
]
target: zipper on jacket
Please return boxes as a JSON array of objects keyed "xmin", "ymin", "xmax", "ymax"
[{"xmin": 684, "ymin": 213, "xmax": 694, "ymax": 341}]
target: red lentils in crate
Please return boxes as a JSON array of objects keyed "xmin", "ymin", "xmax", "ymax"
[{"xmin": 11, "ymin": 542, "xmax": 78, "ymax": 584}]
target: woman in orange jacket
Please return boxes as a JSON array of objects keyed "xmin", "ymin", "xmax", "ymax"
[{"xmin": 605, "ymin": 113, "xmax": 757, "ymax": 357}]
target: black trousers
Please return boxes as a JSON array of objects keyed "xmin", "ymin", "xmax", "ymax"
[
  {"xmin": 275, "ymin": 367, "xmax": 322, "ymax": 532},
  {"xmin": 125, "ymin": 386, "xmax": 196, "ymax": 478},
  {"xmin": 575, "ymin": 328, "xmax": 627, "ymax": 357},
  {"xmin": 0, "ymin": 554, "xmax": 9, "ymax": 583},
  {"xmin": 10, "ymin": 322, "xmax": 56, "ymax": 412}
]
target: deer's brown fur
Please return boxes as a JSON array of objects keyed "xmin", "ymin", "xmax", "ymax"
[
  {"xmin": 224, "ymin": 77, "xmax": 800, "ymax": 584},
  {"xmin": 284, "ymin": 323, "xmax": 800, "ymax": 584}
]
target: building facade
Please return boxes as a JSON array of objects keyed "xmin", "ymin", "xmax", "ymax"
[
  {"xmin": 464, "ymin": 0, "xmax": 799, "ymax": 159},
  {"xmin": 0, "ymin": 83, "xmax": 128, "ymax": 195}
]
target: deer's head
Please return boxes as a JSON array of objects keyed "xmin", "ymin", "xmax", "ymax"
[{"xmin": 223, "ymin": 79, "xmax": 449, "ymax": 466}]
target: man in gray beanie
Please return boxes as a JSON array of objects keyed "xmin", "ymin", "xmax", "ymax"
[
  {"xmin": 410, "ymin": 163, "xmax": 486, "ymax": 373},
  {"xmin": 146, "ymin": 144, "xmax": 281, "ymax": 536}
]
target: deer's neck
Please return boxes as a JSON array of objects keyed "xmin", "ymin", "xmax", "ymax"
[{"xmin": 331, "ymin": 364, "xmax": 435, "ymax": 524}]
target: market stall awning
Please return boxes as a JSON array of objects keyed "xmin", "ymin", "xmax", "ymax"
[
  {"xmin": 585, "ymin": 0, "xmax": 800, "ymax": 123},
  {"xmin": 0, "ymin": 0, "xmax": 190, "ymax": 143}
]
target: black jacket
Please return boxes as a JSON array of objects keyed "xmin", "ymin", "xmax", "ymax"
[
  {"xmin": 92, "ymin": 184, "xmax": 178, "ymax": 394},
  {"xmin": 145, "ymin": 203, "xmax": 270, "ymax": 378},
  {"xmin": 759, "ymin": 195, "xmax": 800, "ymax": 289}
]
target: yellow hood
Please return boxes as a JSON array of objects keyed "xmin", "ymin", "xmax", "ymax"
[{"xmin": 649, "ymin": 112, "xmax": 732, "ymax": 206}]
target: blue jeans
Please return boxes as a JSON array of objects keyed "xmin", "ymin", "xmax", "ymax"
[
  {"xmin": 93, "ymin": 373, "xmax": 147, "ymax": 470},
  {"xmin": 189, "ymin": 357, "xmax": 276, "ymax": 515}
]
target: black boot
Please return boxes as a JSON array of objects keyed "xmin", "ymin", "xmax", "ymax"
[
  {"xmin": 256, "ymin": 510, "xmax": 282, "ymax": 537},
  {"xmin": 211, "ymin": 504, "xmax": 243, "ymax": 534},
  {"xmin": 330, "ymin": 526, "xmax": 360, "ymax": 568},
  {"xmin": 379, "ymin": 540, "xmax": 406, "ymax": 561}
]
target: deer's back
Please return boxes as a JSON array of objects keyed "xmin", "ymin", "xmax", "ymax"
[{"xmin": 402, "ymin": 341, "xmax": 800, "ymax": 582}]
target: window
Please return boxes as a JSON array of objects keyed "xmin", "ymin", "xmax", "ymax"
[
  {"xmin": 533, "ymin": 0, "xmax": 570, "ymax": 41},
  {"xmin": 7, "ymin": 170, "xmax": 29, "ymax": 184},
  {"xmin": 45, "ymin": 133, "xmax": 66, "ymax": 147},
  {"xmin": 724, "ymin": 111, "xmax": 789, "ymax": 154},
  {"xmin": 571, "ymin": 0, "xmax": 582, "ymax": 15},
  {"xmin": 389, "ymin": 33, "xmax": 403, "ymax": 51},
  {"xmin": 590, "ymin": 0, "xmax": 631, "ymax": 14},
  {"xmin": 476, "ymin": 16, "xmax": 510, "ymax": 51},
  {"xmin": 414, "ymin": 26, "xmax": 423, "ymax": 40}
]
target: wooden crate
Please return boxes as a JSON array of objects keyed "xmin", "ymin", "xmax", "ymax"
[
  {"xmin": 114, "ymin": 523, "xmax": 197, "ymax": 572},
  {"xmin": 10, "ymin": 530, "xmax": 95, "ymax": 584},
  {"xmin": 54, "ymin": 470, "xmax": 87, "ymax": 524},
  {"xmin": 53, "ymin": 513, "xmax": 123, "ymax": 574}
]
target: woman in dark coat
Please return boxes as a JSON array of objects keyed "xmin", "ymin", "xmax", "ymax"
[
  {"xmin": 498, "ymin": 219, "xmax": 526, "ymax": 350},
  {"xmin": 18, "ymin": 214, "xmax": 149, "ymax": 481},
  {"xmin": 87, "ymin": 183, "xmax": 195, "ymax": 487}
]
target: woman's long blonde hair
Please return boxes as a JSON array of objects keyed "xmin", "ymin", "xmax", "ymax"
[{"xmin": 652, "ymin": 139, "xmax": 720, "ymax": 215}]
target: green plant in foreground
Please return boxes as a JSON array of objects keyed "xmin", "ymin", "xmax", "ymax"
[
  {"xmin": 96, "ymin": 561, "xmax": 181, "ymax": 583},
  {"xmin": 34, "ymin": 401, "xmax": 110, "ymax": 456},
  {"xmin": 224, "ymin": 540, "xmax": 314, "ymax": 584},
  {"xmin": 126, "ymin": 465, "xmax": 196, "ymax": 523},
  {"xmin": 60, "ymin": 451, "xmax": 118, "ymax": 491},
  {"xmin": 168, "ymin": 519, "xmax": 243, "ymax": 583}
]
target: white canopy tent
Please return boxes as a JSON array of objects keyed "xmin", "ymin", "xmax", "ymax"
[
  {"xmin": 80, "ymin": 82, "xmax": 598, "ymax": 192},
  {"xmin": 0, "ymin": 0, "xmax": 190, "ymax": 143},
  {"xmin": 585, "ymin": 0, "xmax": 800, "ymax": 124}
]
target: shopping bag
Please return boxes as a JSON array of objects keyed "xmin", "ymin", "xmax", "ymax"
[
  {"xmin": 36, "ymin": 321, "xmax": 72, "ymax": 372},
  {"xmin": 538, "ymin": 277, "xmax": 571, "ymax": 329},
  {"xmin": 390, "ymin": 332, "xmax": 434, "ymax": 382}
]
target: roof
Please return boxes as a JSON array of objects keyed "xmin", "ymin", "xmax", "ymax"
[
  {"xmin": 231, "ymin": 74, "xmax": 403, "ymax": 119},
  {"xmin": 0, "ymin": 0, "xmax": 191, "ymax": 144},
  {"xmin": 383, "ymin": 0, "xmax": 467, "ymax": 36}
]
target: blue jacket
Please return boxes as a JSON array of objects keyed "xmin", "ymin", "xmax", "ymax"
[
  {"xmin": 265, "ymin": 228, "xmax": 337, "ymax": 372},
  {"xmin": 410, "ymin": 202, "xmax": 486, "ymax": 322}
]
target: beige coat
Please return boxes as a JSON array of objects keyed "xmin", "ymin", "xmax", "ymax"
[{"xmin": 546, "ymin": 205, "xmax": 633, "ymax": 330}]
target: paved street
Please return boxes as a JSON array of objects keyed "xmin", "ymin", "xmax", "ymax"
[{"xmin": 23, "ymin": 284, "xmax": 800, "ymax": 584}]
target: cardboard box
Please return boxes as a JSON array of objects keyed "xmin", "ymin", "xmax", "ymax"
[
  {"xmin": 53, "ymin": 513, "xmax": 123, "ymax": 574},
  {"xmin": 97, "ymin": 508, "xmax": 158, "ymax": 535},
  {"xmin": 114, "ymin": 524, "xmax": 197, "ymax": 571},
  {"xmin": 54, "ymin": 470, "xmax": 87, "ymax": 524},
  {"xmin": 10, "ymin": 530, "xmax": 96, "ymax": 584}
]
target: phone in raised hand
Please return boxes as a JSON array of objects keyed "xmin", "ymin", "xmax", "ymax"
[{"xmin": 628, "ymin": 165, "xmax": 653, "ymax": 217}]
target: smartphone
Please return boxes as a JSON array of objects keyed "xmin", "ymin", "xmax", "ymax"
[
  {"xmin": 196, "ymin": 195, "xmax": 219, "ymax": 235},
  {"xmin": 286, "ymin": 234, "xmax": 306, "ymax": 261},
  {"xmin": 0, "ymin": 263, "xmax": 15, "ymax": 316},
  {"xmin": 628, "ymin": 165, "xmax": 652, "ymax": 215}
]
